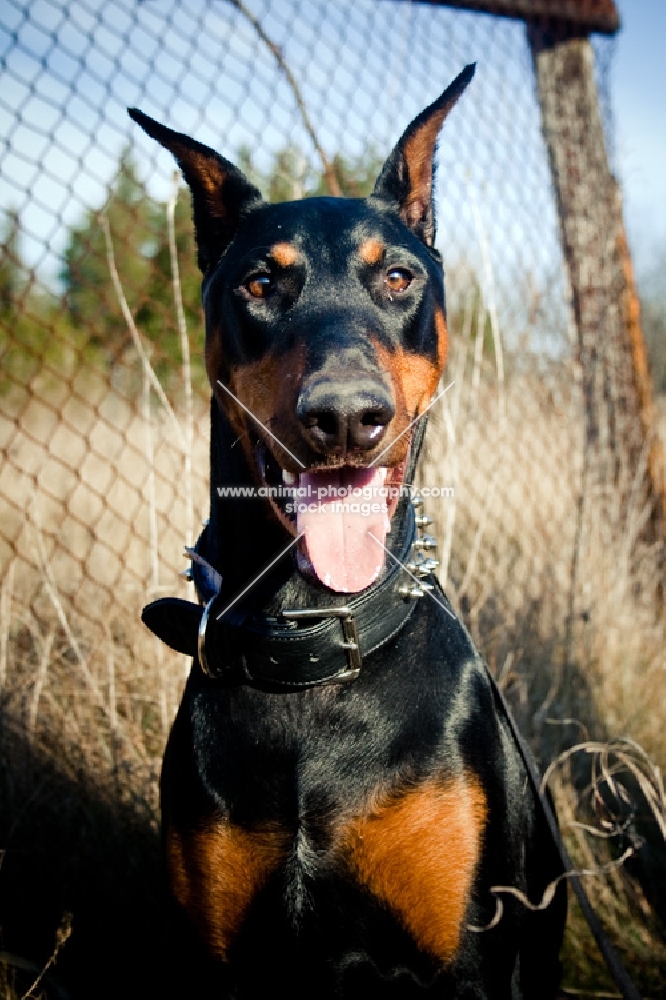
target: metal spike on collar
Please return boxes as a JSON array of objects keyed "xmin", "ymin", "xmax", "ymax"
[
  {"xmin": 407, "ymin": 552, "xmax": 439, "ymax": 578},
  {"xmin": 412, "ymin": 534, "xmax": 437, "ymax": 551},
  {"xmin": 414, "ymin": 514, "xmax": 433, "ymax": 529},
  {"xmin": 182, "ymin": 544, "xmax": 223, "ymax": 596},
  {"xmin": 407, "ymin": 553, "xmax": 430, "ymax": 575},
  {"xmin": 398, "ymin": 499, "xmax": 438, "ymax": 600},
  {"xmin": 181, "ymin": 545, "xmax": 194, "ymax": 581}
]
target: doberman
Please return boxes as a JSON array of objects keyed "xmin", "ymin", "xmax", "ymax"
[{"xmin": 132, "ymin": 64, "xmax": 566, "ymax": 998}]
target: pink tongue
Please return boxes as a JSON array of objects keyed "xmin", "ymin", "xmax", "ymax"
[{"xmin": 297, "ymin": 467, "xmax": 390, "ymax": 593}]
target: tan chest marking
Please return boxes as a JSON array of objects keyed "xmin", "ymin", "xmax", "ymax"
[
  {"xmin": 166, "ymin": 821, "xmax": 288, "ymax": 959},
  {"xmin": 339, "ymin": 775, "xmax": 487, "ymax": 964}
]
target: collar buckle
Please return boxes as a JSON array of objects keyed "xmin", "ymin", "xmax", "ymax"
[{"xmin": 281, "ymin": 606, "xmax": 362, "ymax": 681}]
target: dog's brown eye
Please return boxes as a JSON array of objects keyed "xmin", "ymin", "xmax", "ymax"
[
  {"xmin": 385, "ymin": 268, "xmax": 412, "ymax": 294},
  {"xmin": 246, "ymin": 274, "xmax": 274, "ymax": 298}
]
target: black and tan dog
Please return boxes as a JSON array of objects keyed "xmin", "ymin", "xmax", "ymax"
[{"xmin": 132, "ymin": 65, "xmax": 566, "ymax": 998}]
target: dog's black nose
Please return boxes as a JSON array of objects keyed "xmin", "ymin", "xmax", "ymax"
[{"xmin": 296, "ymin": 376, "xmax": 395, "ymax": 455}]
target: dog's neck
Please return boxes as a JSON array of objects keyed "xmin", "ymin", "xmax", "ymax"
[{"xmin": 200, "ymin": 398, "xmax": 420, "ymax": 615}]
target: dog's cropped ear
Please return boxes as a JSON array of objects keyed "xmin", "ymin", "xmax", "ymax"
[
  {"xmin": 371, "ymin": 64, "xmax": 475, "ymax": 248},
  {"xmin": 128, "ymin": 109, "xmax": 263, "ymax": 274}
]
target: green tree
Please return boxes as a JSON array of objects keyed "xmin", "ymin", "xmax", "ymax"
[
  {"xmin": 268, "ymin": 147, "xmax": 310, "ymax": 202},
  {"xmin": 0, "ymin": 209, "xmax": 22, "ymax": 317},
  {"xmin": 61, "ymin": 150, "xmax": 160, "ymax": 357},
  {"xmin": 309, "ymin": 149, "xmax": 385, "ymax": 199},
  {"xmin": 0, "ymin": 209, "xmax": 75, "ymax": 397},
  {"xmin": 60, "ymin": 152, "xmax": 205, "ymax": 389},
  {"xmin": 139, "ymin": 186, "xmax": 205, "ymax": 387},
  {"xmin": 239, "ymin": 144, "xmax": 385, "ymax": 202}
]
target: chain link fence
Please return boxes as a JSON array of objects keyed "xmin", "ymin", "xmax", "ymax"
[
  {"xmin": 1, "ymin": 0, "xmax": 582, "ymax": 707},
  {"xmin": 1, "ymin": 1, "xmax": 665, "ymax": 994}
]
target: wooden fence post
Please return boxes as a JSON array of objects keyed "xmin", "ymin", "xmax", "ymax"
[{"xmin": 527, "ymin": 19, "xmax": 665, "ymax": 551}]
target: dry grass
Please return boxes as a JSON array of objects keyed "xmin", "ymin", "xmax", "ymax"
[
  {"xmin": 0, "ymin": 374, "xmax": 207, "ymax": 998},
  {"xmin": 1, "ymin": 308, "xmax": 665, "ymax": 997}
]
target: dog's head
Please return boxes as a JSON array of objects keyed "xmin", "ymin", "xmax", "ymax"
[{"xmin": 129, "ymin": 65, "xmax": 474, "ymax": 594}]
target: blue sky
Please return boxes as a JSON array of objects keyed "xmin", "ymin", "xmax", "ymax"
[
  {"xmin": 614, "ymin": 0, "xmax": 666, "ymax": 278},
  {"xmin": 0, "ymin": 0, "xmax": 662, "ymax": 300}
]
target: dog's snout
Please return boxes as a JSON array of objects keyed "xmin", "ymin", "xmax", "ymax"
[{"xmin": 296, "ymin": 376, "xmax": 395, "ymax": 455}]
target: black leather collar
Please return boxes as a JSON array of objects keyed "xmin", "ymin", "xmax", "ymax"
[{"xmin": 141, "ymin": 502, "xmax": 428, "ymax": 691}]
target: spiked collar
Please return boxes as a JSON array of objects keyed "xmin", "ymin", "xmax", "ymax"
[{"xmin": 141, "ymin": 498, "xmax": 438, "ymax": 692}]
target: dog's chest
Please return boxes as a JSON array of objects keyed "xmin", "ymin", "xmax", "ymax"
[{"xmin": 165, "ymin": 741, "xmax": 487, "ymax": 969}]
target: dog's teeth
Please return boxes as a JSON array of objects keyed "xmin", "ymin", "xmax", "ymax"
[{"xmin": 282, "ymin": 469, "xmax": 297, "ymax": 485}]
